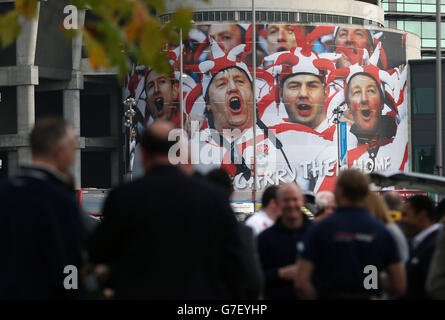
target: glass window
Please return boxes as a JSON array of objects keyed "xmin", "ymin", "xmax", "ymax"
[
  {"xmin": 412, "ymin": 87, "xmax": 435, "ymax": 114},
  {"xmin": 194, "ymin": 12, "xmax": 202, "ymax": 22},
  {"xmin": 422, "ymin": 4, "xmax": 435, "ymax": 13},
  {"xmin": 422, "ymin": 21, "xmax": 436, "ymax": 38},
  {"xmin": 300, "ymin": 12, "xmax": 307, "ymax": 23},
  {"xmin": 397, "ymin": 20, "xmax": 404, "ymax": 30},
  {"xmin": 203, "ymin": 12, "xmax": 208, "ymax": 21},
  {"xmin": 384, "ymin": 20, "xmax": 389, "ymax": 28},
  {"xmin": 289, "ymin": 12, "xmax": 295, "ymax": 22},
  {"xmin": 215, "ymin": 11, "xmax": 220, "ymax": 21},
  {"xmin": 246, "ymin": 11, "xmax": 252, "ymax": 21},
  {"xmin": 208, "ymin": 11, "xmax": 214, "ymax": 21},
  {"xmin": 255, "ymin": 12, "xmax": 260, "ymax": 21},
  {"xmin": 228, "ymin": 11, "xmax": 234, "ymax": 20},
  {"xmin": 260, "ymin": 11, "xmax": 266, "ymax": 21},
  {"xmin": 321, "ymin": 14, "xmax": 327, "ymax": 23},
  {"xmin": 414, "ymin": 145, "xmax": 435, "ymax": 174},
  {"xmin": 275, "ymin": 11, "xmax": 281, "ymax": 22},
  {"xmin": 397, "ymin": 3, "xmax": 404, "ymax": 11},
  {"xmin": 405, "ymin": 4, "xmax": 421, "ymax": 12},
  {"xmin": 405, "ymin": 21, "xmax": 421, "ymax": 37},
  {"xmin": 339, "ymin": 16, "xmax": 348, "ymax": 24},
  {"xmin": 221, "ymin": 11, "xmax": 227, "ymax": 21},
  {"xmin": 282, "ymin": 12, "xmax": 289, "ymax": 22},
  {"xmin": 382, "ymin": 2, "xmax": 388, "ymax": 11},
  {"xmin": 422, "ymin": 39, "xmax": 436, "ymax": 47},
  {"xmin": 239, "ymin": 11, "xmax": 245, "ymax": 21},
  {"xmin": 313, "ymin": 13, "xmax": 320, "ymax": 22}
]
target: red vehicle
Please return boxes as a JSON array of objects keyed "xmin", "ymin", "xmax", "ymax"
[{"xmin": 76, "ymin": 188, "xmax": 109, "ymax": 219}]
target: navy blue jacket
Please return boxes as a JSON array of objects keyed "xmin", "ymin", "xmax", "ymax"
[
  {"xmin": 0, "ymin": 166, "xmax": 84, "ymax": 299},
  {"xmin": 404, "ymin": 228, "xmax": 441, "ymax": 299},
  {"xmin": 87, "ymin": 164, "xmax": 250, "ymax": 299},
  {"xmin": 257, "ymin": 215, "xmax": 311, "ymax": 300},
  {"xmin": 301, "ymin": 207, "xmax": 400, "ymax": 299}
]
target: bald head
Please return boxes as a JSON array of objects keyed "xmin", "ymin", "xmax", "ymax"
[
  {"xmin": 140, "ymin": 121, "xmax": 176, "ymax": 157},
  {"xmin": 278, "ymin": 183, "xmax": 304, "ymax": 229}
]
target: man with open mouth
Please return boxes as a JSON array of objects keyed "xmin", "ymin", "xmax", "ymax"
[
  {"xmin": 281, "ymin": 72, "xmax": 328, "ymax": 132},
  {"xmin": 205, "ymin": 67, "xmax": 253, "ymax": 134},
  {"xmin": 145, "ymin": 70, "xmax": 179, "ymax": 123}
]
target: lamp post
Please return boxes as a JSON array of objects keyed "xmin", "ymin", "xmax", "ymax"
[
  {"xmin": 123, "ymin": 97, "xmax": 137, "ymax": 181},
  {"xmin": 252, "ymin": 0, "xmax": 257, "ymax": 212}
]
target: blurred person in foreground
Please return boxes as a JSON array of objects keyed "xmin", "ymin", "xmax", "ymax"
[
  {"xmin": 383, "ymin": 191, "xmax": 403, "ymax": 223},
  {"xmin": 0, "ymin": 117, "xmax": 84, "ymax": 299},
  {"xmin": 401, "ymin": 195, "xmax": 441, "ymax": 299},
  {"xmin": 245, "ymin": 185, "xmax": 280, "ymax": 236},
  {"xmin": 257, "ymin": 183, "xmax": 312, "ymax": 300},
  {"xmin": 427, "ymin": 223, "xmax": 445, "ymax": 299},
  {"xmin": 313, "ymin": 191, "xmax": 337, "ymax": 223},
  {"xmin": 365, "ymin": 192, "xmax": 409, "ymax": 264},
  {"xmin": 206, "ymin": 168, "xmax": 263, "ymax": 300},
  {"xmin": 294, "ymin": 169, "xmax": 406, "ymax": 300},
  {"xmin": 87, "ymin": 121, "xmax": 249, "ymax": 299}
]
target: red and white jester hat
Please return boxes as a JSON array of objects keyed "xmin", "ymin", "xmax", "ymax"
[
  {"xmin": 263, "ymin": 26, "xmax": 341, "ymax": 85},
  {"xmin": 318, "ymin": 26, "xmax": 388, "ymax": 69},
  {"xmin": 327, "ymin": 63, "xmax": 405, "ymax": 123},
  {"xmin": 182, "ymin": 40, "xmax": 253, "ymax": 117}
]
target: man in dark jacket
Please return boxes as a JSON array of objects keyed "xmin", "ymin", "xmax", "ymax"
[
  {"xmin": 0, "ymin": 118, "xmax": 84, "ymax": 299},
  {"xmin": 257, "ymin": 183, "xmax": 311, "ymax": 300},
  {"xmin": 401, "ymin": 195, "xmax": 441, "ymax": 299},
  {"xmin": 206, "ymin": 168, "xmax": 264, "ymax": 300},
  {"xmin": 88, "ymin": 121, "xmax": 249, "ymax": 299}
]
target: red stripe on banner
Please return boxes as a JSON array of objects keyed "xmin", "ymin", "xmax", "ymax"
[
  {"xmin": 399, "ymin": 143, "xmax": 409, "ymax": 171},
  {"xmin": 347, "ymin": 144, "xmax": 369, "ymax": 168},
  {"xmin": 269, "ymin": 122, "xmax": 322, "ymax": 136},
  {"xmin": 317, "ymin": 166, "xmax": 337, "ymax": 192},
  {"xmin": 320, "ymin": 125, "xmax": 336, "ymax": 141}
]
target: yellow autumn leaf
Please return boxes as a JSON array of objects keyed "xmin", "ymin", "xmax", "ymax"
[
  {"xmin": 124, "ymin": 0, "xmax": 149, "ymax": 43},
  {"xmin": 84, "ymin": 31, "xmax": 109, "ymax": 69},
  {"xmin": 15, "ymin": 0, "xmax": 38, "ymax": 18},
  {"xmin": 0, "ymin": 11, "xmax": 21, "ymax": 48}
]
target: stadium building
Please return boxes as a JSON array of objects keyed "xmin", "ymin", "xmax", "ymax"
[{"xmin": 0, "ymin": 0, "xmax": 420, "ymax": 191}]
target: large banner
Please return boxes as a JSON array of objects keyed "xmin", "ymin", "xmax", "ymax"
[{"xmin": 123, "ymin": 24, "xmax": 408, "ymax": 198}]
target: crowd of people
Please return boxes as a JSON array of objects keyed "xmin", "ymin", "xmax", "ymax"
[{"xmin": 1, "ymin": 117, "xmax": 445, "ymax": 300}]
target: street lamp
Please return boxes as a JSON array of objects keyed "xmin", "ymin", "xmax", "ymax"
[{"xmin": 123, "ymin": 97, "xmax": 137, "ymax": 181}]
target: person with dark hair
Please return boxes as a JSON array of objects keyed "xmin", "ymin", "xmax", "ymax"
[
  {"xmin": 435, "ymin": 197, "xmax": 445, "ymax": 223},
  {"xmin": 401, "ymin": 195, "xmax": 441, "ymax": 299},
  {"xmin": 0, "ymin": 117, "xmax": 84, "ymax": 299},
  {"xmin": 295, "ymin": 169, "xmax": 406, "ymax": 299},
  {"xmin": 257, "ymin": 183, "xmax": 311, "ymax": 300},
  {"xmin": 88, "ymin": 121, "xmax": 250, "ymax": 299},
  {"xmin": 145, "ymin": 70, "xmax": 179, "ymax": 124},
  {"xmin": 246, "ymin": 185, "xmax": 281, "ymax": 236},
  {"xmin": 206, "ymin": 168, "xmax": 264, "ymax": 300},
  {"xmin": 209, "ymin": 24, "xmax": 245, "ymax": 56}
]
